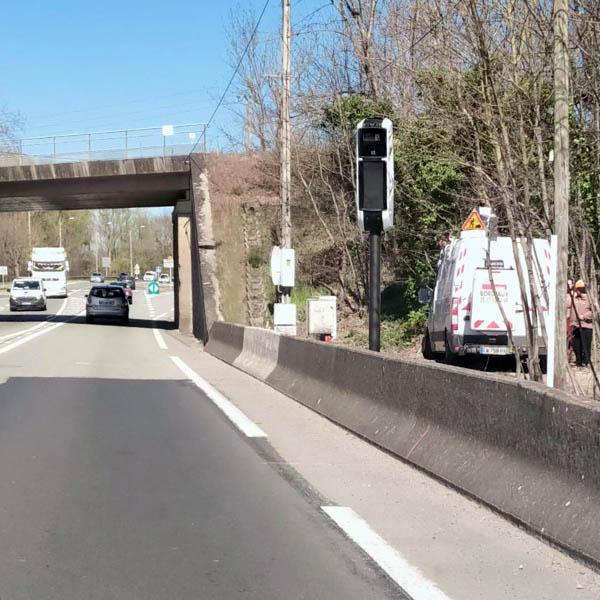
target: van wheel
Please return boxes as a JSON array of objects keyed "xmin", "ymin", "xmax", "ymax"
[
  {"xmin": 422, "ymin": 329, "xmax": 435, "ymax": 360},
  {"xmin": 444, "ymin": 333, "xmax": 458, "ymax": 365}
]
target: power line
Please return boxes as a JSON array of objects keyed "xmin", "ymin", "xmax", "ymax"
[{"xmin": 189, "ymin": 0, "xmax": 271, "ymax": 155}]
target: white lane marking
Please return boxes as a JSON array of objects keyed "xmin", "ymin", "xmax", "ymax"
[
  {"xmin": 152, "ymin": 328, "xmax": 167, "ymax": 350},
  {"xmin": 321, "ymin": 506, "xmax": 452, "ymax": 600},
  {"xmin": 170, "ymin": 356, "xmax": 267, "ymax": 438},
  {"xmin": 0, "ymin": 297, "xmax": 69, "ymax": 344},
  {"xmin": 153, "ymin": 309, "xmax": 173, "ymax": 321},
  {"xmin": 0, "ymin": 310, "xmax": 85, "ymax": 357}
]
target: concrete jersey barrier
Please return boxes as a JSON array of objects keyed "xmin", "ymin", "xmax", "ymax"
[{"xmin": 205, "ymin": 322, "xmax": 600, "ymax": 566}]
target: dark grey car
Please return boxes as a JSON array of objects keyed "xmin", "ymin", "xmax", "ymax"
[{"xmin": 86, "ymin": 285, "xmax": 129, "ymax": 324}]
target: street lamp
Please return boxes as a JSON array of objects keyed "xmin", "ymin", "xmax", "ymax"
[
  {"xmin": 106, "ymin": 221, "xmax": 113, "ymax": 278},
  {"xmin": 58, "ymin": 214, "xmax": 75, "ymax": 247},
  {"xmin": 131, "ymin": 224, "xmax": 145, "ymax": 278}
]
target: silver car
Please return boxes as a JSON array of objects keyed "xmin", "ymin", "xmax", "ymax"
[
  {"xmin": 86, "ymin": 285, "xmax": 129, "ymax": 324},
  {"xmin": 90, "ymin": 272, "xmax": 104, "ymax": 283}
]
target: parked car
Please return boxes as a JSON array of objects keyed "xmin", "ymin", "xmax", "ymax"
[
  {"xmin": 110, "ymin": 281, "xmax": 133, "ymax": 304},
  {"xmin": 143, "ymin": 271, "xmax": 157, "ymax": 282},
  {"xmin": 86, "ymin": 285, "xmax": 129, "ymax": 324},
  {"xmin": 159, "ymin": 273, "xmax": 171, "ymax": 284},
  {"xmin": 90, "ymin": 272, "xmax": 104, "ymax": 283},
  {"xmin": 9, "ymin": 278, "xmax": 47, "ymax": 311},
  {"xmin": 118, "ymin": 273, "xmax": 136, "ymax": 290}
]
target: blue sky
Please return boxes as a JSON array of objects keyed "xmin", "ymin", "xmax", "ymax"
[{"xmin": 0, "ymin": 0, "xmax": 326, "ymax": 151}]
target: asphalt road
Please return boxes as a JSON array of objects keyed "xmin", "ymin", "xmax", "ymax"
[
  {"xmin": 0, "ymin": 282, "xmax": 598, "ymax": 599},
  {"xmin": 0, "ymin": 284, "xmax": 399, "ymax": 600}
]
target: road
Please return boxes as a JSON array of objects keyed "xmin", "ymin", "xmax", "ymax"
[
  {"xmin": 0, "ymin": 284, "xmax": 397, "ymax": 600},
  {"xmin": 0, "ymin": 282, "xmax": 598, "ymax": 599}
]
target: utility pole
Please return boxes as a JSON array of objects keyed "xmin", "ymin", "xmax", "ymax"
[
  {"xmin": 552, "ymin": 0, "xmax": 570, "ymax": 390},
  {"xmin": 280, "ymin": 0, "xmax": 292, "ymax": 302},
  {"xmin": 129, "ymin": 229, "xmax": 133, "ymax": 275},
  {"xmin": 58, "ymin": 212, "xmax": 62, "ymax": 247}
]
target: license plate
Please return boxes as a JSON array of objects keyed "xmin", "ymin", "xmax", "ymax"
[
  {"xmin": 479, "ymin": 346, "xmax": 510, "ymax": 355},
  {"xmin": 99, "ymin": 301, "xmax": 115, "ymax": 306}
]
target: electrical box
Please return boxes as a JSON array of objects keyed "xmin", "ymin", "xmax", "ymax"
[
  {"xmin": 274, "ymin": 302, "xmax": 297, "ymax": 336},
  {"xmin": 355, "ymin": 117, "xmax": 394, "ymax": 232},
  {"xmin": 307, "ymin": 296, "xmax": 337, "ymax": 339},
  {"xmin": 270, "ymin": 246, "xmax": 295, "ymax": 288}
]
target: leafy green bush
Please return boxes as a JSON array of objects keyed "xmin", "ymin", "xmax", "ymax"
[
  {"xmin": 247, "ymin": 246, "xmax": 264, "ymax": 269},
  {"xmin": 291, "ymin": 286, "xmax": 328, "ymax": 322},
  {"xmin": 343, "ymin": 307, "xmax": 428, "ymax": 352}
]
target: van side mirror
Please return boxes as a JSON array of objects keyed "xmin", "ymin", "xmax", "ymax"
[
  {"xmin": 418, "ymin": 287, "xmax": 433, "ymax": 305},
  {"xmin": 84, "ymin": 294, "xmax": 88, "ymax": 298}
]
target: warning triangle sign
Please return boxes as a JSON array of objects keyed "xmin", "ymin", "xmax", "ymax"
[{"xmin": 461, "ymin": 209, "xmax": 485, "ymax": 231}]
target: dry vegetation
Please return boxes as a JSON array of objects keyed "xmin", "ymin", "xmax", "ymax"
[{"xmin": 221, "ymin": 0, "xmax": 600, "ymax": 393}]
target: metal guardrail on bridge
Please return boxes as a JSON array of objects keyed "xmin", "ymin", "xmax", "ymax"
[{"xmin": 0, "ymin": 123, "xmax": 207, "ymax": 167}]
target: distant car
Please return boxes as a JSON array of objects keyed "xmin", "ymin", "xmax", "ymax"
[
  {"xmin": 86, "ymin": 285, "xmax": 129, "ymax": 324},
  {"xmin": 143, "ymin": 271, "xmax": 157, "ymax": 282},
  {"xmin": 118, "ymin": 273, "xmax": 136, "ymax": 290},
  {"xmin": 110, "ymin": 281, "xmax": 133, "ymax": 304},
  {"xmin": 10, "ymin": 278, "xmax": 47, "ymax": 311},
  {"xmin": 159, "ymin": 273, "xmax": 171, "ymax": 284},
  {"xmin": 90, "ymin": 272, "xmax": 104, "ymax": 283}
]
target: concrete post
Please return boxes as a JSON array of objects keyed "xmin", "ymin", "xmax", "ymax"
[
  {"xmin": 173, "ymin": 200, "xmax": 193, "ymax": 335},
  {"xmin": 189, "ymin": 154, "xmax": 222, "ymax": 341}
]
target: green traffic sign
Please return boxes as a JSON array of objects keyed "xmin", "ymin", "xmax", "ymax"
[{"xmin": 148, "ymin": 280, "xmax": 160, "ymax": 295}]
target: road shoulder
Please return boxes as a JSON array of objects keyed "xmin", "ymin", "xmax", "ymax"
[{"xmin": 163, "ymin": 328, "xmax": 600, "ymax": 600}]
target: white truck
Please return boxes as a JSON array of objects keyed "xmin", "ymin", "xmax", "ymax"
[
  {"xmin": 28, "ymin": 247, "xmax": 69, "ymax": 298},
  {"xmin": 421, "ymin": 208, "xmax": 551, "ymax": 361}
]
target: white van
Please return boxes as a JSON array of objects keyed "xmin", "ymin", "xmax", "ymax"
[
  {"xmin": 143, "ymin": 271, "xmax": 157, "ymax": 282},
  {"xmin": 10, "ymin": 278, "xmax": 47, "ymax": 311},
  {"xmin": 421, "ymin": 208, "xmax": 551, "ymax": 360}
]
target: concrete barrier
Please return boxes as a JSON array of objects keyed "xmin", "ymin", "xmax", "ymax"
[
  {"xmin": 206, "ymin": 322, "xmax": 600, "ymax": 566},
  {"xmin": 234, "ymin": 327, "xmax": 280, "ymax": 380},
  {"xmin": 205, "ymin": 321, "xmax": 245, "ymax": 365}
]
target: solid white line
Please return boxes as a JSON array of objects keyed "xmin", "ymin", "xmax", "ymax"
[
  {"xmin": 153, "ymin": 309, "xmax": 173, "ymax": 321},
  {"xmin": 321, "ymin": 506, "xmax": 452, "ymax": 600},
  {"xmin": 0, "ymin": 310, "xmax": 85, "ymax": 357},
  {"xmin": 0, "ymin": 297, "xmax": 69, "ymax": 344},
  {"xmin": 170, "ymin": 356, "xmax": 267, "ymax": 438},
  {"xmin": 152, "ymin": 327, "xmax": 167, "ymax": 350}
]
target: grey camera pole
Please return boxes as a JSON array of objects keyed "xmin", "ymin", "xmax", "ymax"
[{"xmin": 369, "ymin": 229, "xmax": 381, "ymax": 352}]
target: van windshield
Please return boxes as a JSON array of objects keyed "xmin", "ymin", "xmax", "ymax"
[
  {"xmin": 32, "ymin": 261, "xmax": 64, "ymax": 272},
  {"xmin": 13, "ymin": 280, "xmax": 40, "ymax": 290}
]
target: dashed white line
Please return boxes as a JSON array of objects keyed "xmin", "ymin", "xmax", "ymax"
[
  {"xmin": 0, "ymin": 309, "xmax": 85, "ymax": 356},
  {"xmin": 321, "ymin": 506, "xmax": 452, "ymax": 600},
  {"xmin": 170, "ymin": 356, "xmax": 267, "ymax": 438},
  {"xmin": 0, "ymin": 297, "xmax": 70, "ymax": 344},
  {"xmin": 152, "ymin": 328, "xmax": 167, "ymax": 350}
]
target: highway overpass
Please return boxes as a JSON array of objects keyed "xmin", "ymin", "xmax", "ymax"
[{"xmin": 0, "ymin": 154, "xmax": 219, "ymax": 340}]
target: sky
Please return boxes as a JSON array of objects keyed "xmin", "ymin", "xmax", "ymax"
[{"xmin": 0, "ymin": 0, "xmax": 326, "ymax": 153}]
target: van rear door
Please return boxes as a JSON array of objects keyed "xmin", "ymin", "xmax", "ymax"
[{"xmin": 470, "ymin": 269, "xmax": 525, "ymax": 337}]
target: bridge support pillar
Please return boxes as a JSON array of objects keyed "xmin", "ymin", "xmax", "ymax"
[{"xmin": 173, "ymin": 200, "xmax": 193, "ymax": 335}]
